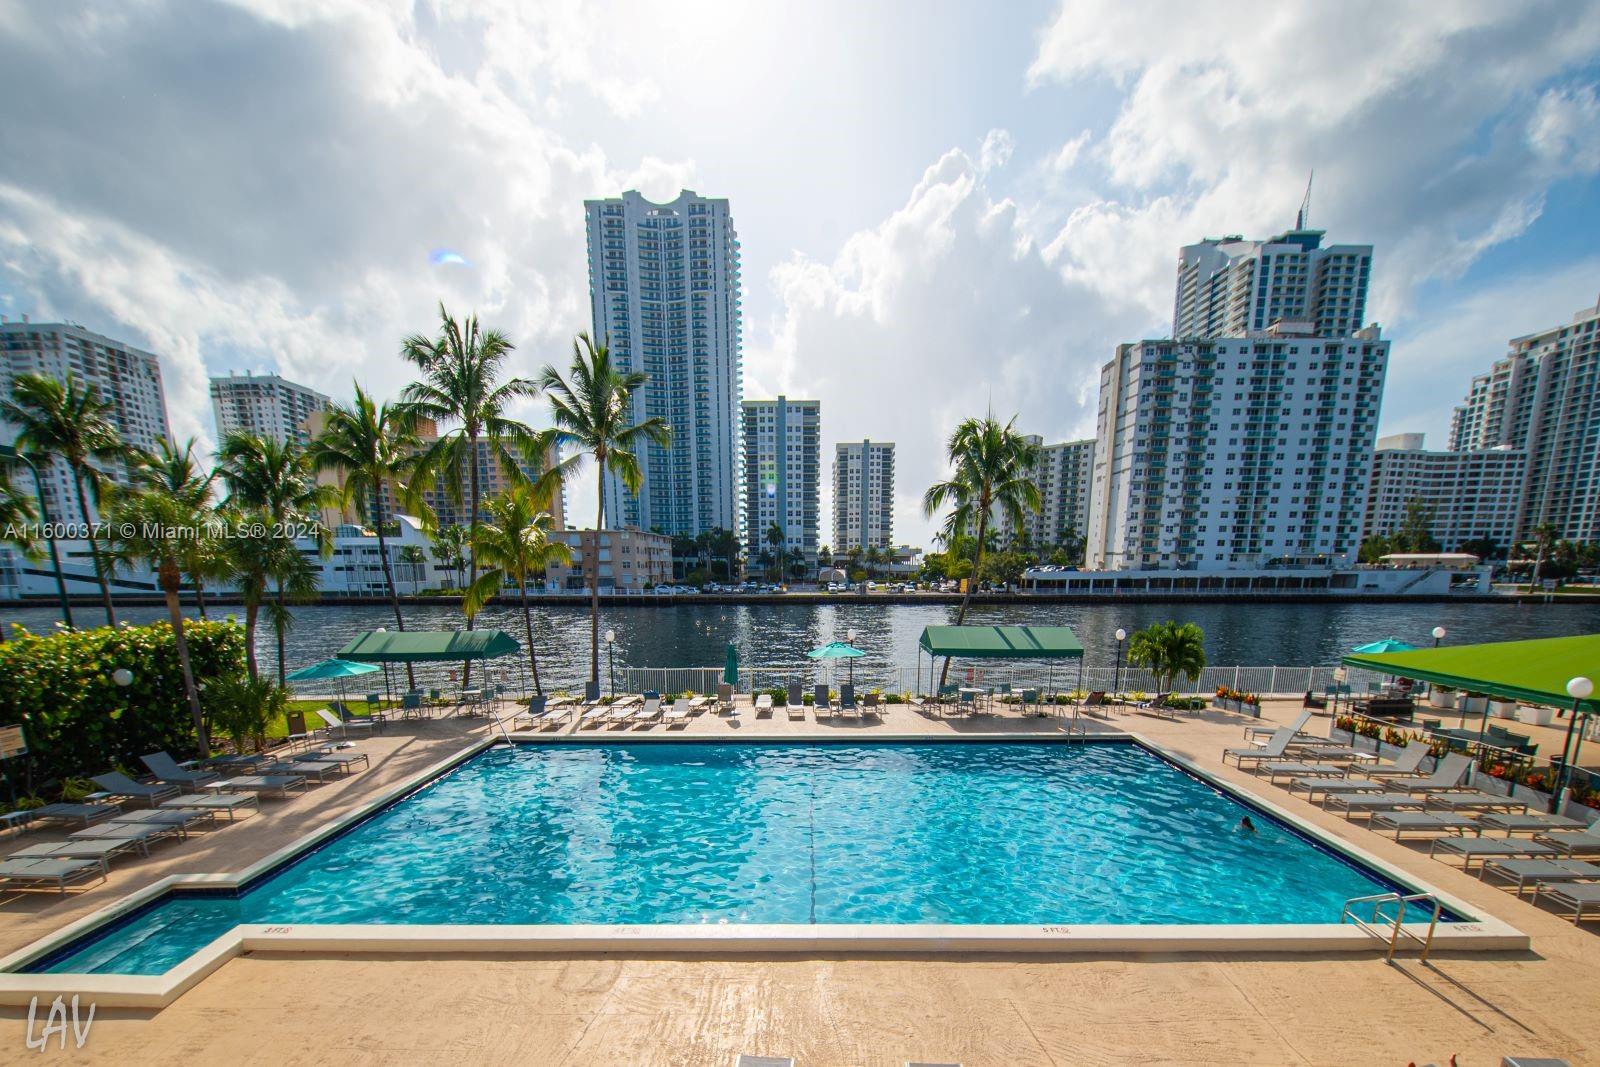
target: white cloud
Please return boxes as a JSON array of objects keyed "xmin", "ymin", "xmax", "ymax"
[
  {"xmin": 1048, "ymin": 130, "xmax": 1092, "ymax": 173},
  {"xmin": 978, "ymin": 128, "xmax": 1015, "ymax": 173}
]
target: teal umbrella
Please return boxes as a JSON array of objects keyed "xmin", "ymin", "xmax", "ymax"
[
  {"xmin": 808, "ymin": 640, "xmax": 865, "ymax": 685},
  {"xmin": 723, "ymin": 642, "xmax": 740, "ymax": 687},
  {"xmin": 285, "ymin": 658, "xmax": 381, "ymax": 711},
  {"xmin": 1351, "ymin": 638, "xmax": 1417, "ymax": 655}
]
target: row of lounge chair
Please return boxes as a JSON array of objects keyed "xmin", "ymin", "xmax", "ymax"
[
  {"xmin": 1236, "ymin": 712, "xmax": 1600, "ymax": 923},
  {"xmin": 0, "ymin": 743, "xmax": 370, "ymax": 895}
]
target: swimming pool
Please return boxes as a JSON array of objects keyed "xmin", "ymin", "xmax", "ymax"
[{"xmin": 25, "ymin": 740, "xmax": 1451, "ymax": 977}]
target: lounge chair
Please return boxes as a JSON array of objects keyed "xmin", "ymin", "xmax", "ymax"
[
  {"xmin": 257, "ymin": 759, "xmax": 343, "ymax": 783},
  {"xmin": 1535, "ymin": 823, "xmax": 1600, "ymax": 858},
  {"xmin": 69, "ymin": 821, "xmax": 176, "ymax": 853},
  {"xmin": 838, "ymin": 685, "xmax": 859, "ymax": 719},
  {"xmin": 814, "ymin": 684, "xmax": 834, "ymax": 719},
  {"xmin": 1480, "ymin": 858, "xmax": 1600, "ymax": 895},
  {"xmin": 716, "ymin": 682, "xmax": 734, "ymax": 709},
  {"xmin": 219, "ymin": 774, "xmax": 307, "ymax": 798},
  {"xmin": 0, "ymin": 856, "xmax": 107, "ymax": 894},
  {"xmin": 107, "ymin": 808, "xmax": 210, "ymax": 832},
  {"xmin": 1532, "ymin": 881, "xmax": 1600, "ymax": 924},
  {"xmin": 787, "ymin": 682, "xmax": 805, "ymax": 709},
  {"xmin": 1245, "ymin": 711, "xmax": 1312, "ymax": 744},
  {"xmin": 1357, "ymin": 740, "xmax": 1432, "ymax": 780},
  {"xmin": 664, "ymin": 699, "xmax": 691, "ymax": 728},
  {"xmin": 583, "ymin": 680, "xmax": 602, "ymax": 704},
  {"xmin": 1222, "ymin": 728, "xmax": 1297, "ymax": 768},
  {"xmin": 1287, "ymin": 777, "xmax": 1388, "ymax": 802},
  {"xmin": 629, "ymin": 696, "xmax": 663, "ymax": 728},
  {"xmin": 11, "ymin": 839, "xmax": 145, "ymax": 866},
  {"xmin": 140, "ymin": 751, "xmax": 220, "ymax": 791},
  {"xmin": 1397, "ymin": 753, "xmax": 1474, "ymax": 795},
  {"xmin": 331, "ymin": 700, "xmax": 385, "ymax": 732},
  {"xmin": 861, "ymin": 693, "xmax": 882, "ymax": 720},
  {"xmin": 1368, "ymin": 811, "xmax": 1479, "ymax": 840},
  {"xmin": 29, "ymin": 803, "xmax": 120, "ymax": 828},
  {"xmin": 1256, "ymin": 760, "xmax": 1346, "ymax": 782},
  {"xmin": 1477, "ymin": 813, "xmax": 1583, "ymax": 837},
  {"xmin": 754, "ymin": 694, "xmax": 774, "ymax": 716},
  {"xmin": 1424, "ymin": 791, "xmax": 1528, "ymax": 814},
  {"xmin": 1429, "ymin": 836, "xmax": 1556, "ymax": 868},
  {"xmin": 529, "ymin": 705, "xmax": 570, "ymax": 732},
  {"xmin": 785, "ymin": 698, "xmax": 805, "ymax": 721},
  {"xmin": 1137, "ymin": 692, "xmax": 1174, "ymax": 719},
  {"xmin": 579, "ymin": 704, "xmax": 612, "ymax": 729},
  {"xmin": 91, "ymin": 772, "xmax": 180, "ymax": 808},
  {"xmin": 1324, "ymin": 792, "xmax": 1427, "ymax": 819},
  {"xmin": 1081, "ymin": 691, "xmax": 1108, "ymax": 718},
  {"xmin": 604, "ymin": 701, "xmax": 640, "ymax": 729},
  {"xmin": 160, "ymin": 794, "xmax": 259, "ymax": 820},
  {"xmin": 516, "ymin": 694, "xmax": 548, "ymax": 728},
  {"xmin": 316, "ymin": 708, "xmax": 378, "ymax": 740},
  {"xmin": 294, "ymin": 749, "xmax": 369, "ymax": 772}
]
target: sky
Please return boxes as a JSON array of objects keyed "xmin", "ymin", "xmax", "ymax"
[{"xmin": 2, "ymin": 0, "xmax": 1599, "ymax": 546}]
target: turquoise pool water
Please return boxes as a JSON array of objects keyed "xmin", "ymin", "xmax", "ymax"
[{"xmin": 28, "ymin": 741, "xmax": 1431, "ymax": 976}]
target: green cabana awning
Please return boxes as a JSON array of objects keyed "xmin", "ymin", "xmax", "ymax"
[
  {"xmin": 338, "ymin": 629, "xmax": 521, "ymax": 663},
  {"xmin": 1342, "ymin": 633, "xmax": 1600, "ymax": 713},
  {"xmin": 918, "ymin": 625, "xmax": 1084, "ymax": 660}
]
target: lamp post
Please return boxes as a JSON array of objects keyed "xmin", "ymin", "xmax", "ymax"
[
  {"xmin": 1426, "ymin": 626, "xmax": 1446, "ymax": 700},
  {"xmin": 846, "ymin": 627, "xmax": 857, "ymax": 687},
  {"xmin": 604, "ymin": 629, "xmax": 616, "ymax": 698},
  {"xmin": 1114, "ymin": 628, "xmax": 1127, "ymax": 703},
  {"xmin": 3, "ymin": 447, "xmax": 72, "ymax": 628},
  {"xmin": 1550, "ymin": 676, "xmax": 1594, "ymax": 815},
  {"xmin": 375, "ymin": 627, "xmax": 393, "ymax": 701}
]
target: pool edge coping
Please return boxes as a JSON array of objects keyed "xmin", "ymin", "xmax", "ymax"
[{"xmin": 0, "ymin": 730, "xmax": 1529, "ymax": 1008}]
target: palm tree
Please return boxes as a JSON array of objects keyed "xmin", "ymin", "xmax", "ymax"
[
  {"xmin": 129, "ymin": 437, "xmax": 221, "ymax": 615},
  {"xmin": 764, "ymin": 522, "xmax": 785, "ymax": 581},
  {"xmin": 923, "ymin": 415, "xmax": 1040, "ymax": 686},
  {"xmin": 537, "ymin": 333, "xmax": 670, "ymax": 686},
  {"xmin": 1127, "ymin": 621, "xmax": 1207, "ymax": 699},
  {"xmin": 3, "ymin": 372, "xmax": 130, "ymax": 622},
  {"xmin": 464, "ymin": 484, "xmax": 571, "ymax": 694},
  {"xmin": 1525, "ymin": 521, "xmax": 1560, "ymax": 593},
  {"xmin": 216, "ymin": 502, "xmax": 313, "ymax": 683},
  {"xmin": 313, "ymin": 385, "xmax": 426, "ymax": 689},
  {"xmin": 0, "ymin": 456, "xmax": 37, "ymax": 550},
  {"xmin": 105, "ymin": 489, "xmax": 210, "ymax": 753},
  {"xmin": 400, "ymin": 305, "xmax": 540, "ymax": 641},
  {"xmin": 397, "ymin": 544, "xmax": 428, "ymax": 594},
  {"xmin": 216, "ymin": 432, "xmax": 334, "ymax": 684}
]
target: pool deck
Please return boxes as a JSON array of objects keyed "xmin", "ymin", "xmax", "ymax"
[{"xmin": 1, "ymin": 698, "xmax": 1596, "ymax": 1064}]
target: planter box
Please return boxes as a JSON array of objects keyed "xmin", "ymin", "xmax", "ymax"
[
  {"xmin": 1490, "ymin": 700, "xmax": 1519, "ymax": 719},
  {"xmin": 1460, "ymin": 695, "xmax": 1489, "ymax": 716},
  {"xmin": 1210, "ymin": 697, "xmax": 1262, "ymax": 716},
  {"xmin": 1516, "ymin": 705, "xmax": 1554, "ymax": 727},
  {"xmin": 1428, "ymin": 690, "xmax": 1458, "ymax": 710}
]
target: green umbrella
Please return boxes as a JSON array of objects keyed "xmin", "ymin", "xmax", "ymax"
[
  {"xmin": 1351, "ymin": 638, "xmax": 1416, "ymax": 654},
  {"xmin": 723, "ymin": 642, "xmax": 740, "ymax": 687},
  {"xmin": 285, "ymin": 658, "xmax": 382, "ymax": 714},
  {"xmin": 808, "ymin": 640, "xmax": 865, "ymax": 685}
]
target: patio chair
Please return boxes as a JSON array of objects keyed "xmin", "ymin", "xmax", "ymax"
[
  {"xmin": 1367, "ymin": 811, "xmax": 1479, "ymax": 840},
  {"xmin": 787, "ymin": 681, "xmax": 805, "ymax": 708},
  {"xmin": 1323, "ymin": 792, "xmax": 1428, "ymax": 819},
  {"xmin": 1535, "ymin": 823, "xmax": 1600, "ymax": 858},
  {"xmin": 316, "ymin": 707, "xmax": 378, "ymax": 740},
  {"xmin": 861, "ymin": 692, "xmax": 882, "ymax": 720},
  {"xmin": 91, "ymin": 772, "xmax": 179, "ymax": 808},
  {"xmin": 717, "ymin": 682, "xmax": 734, "ymax": 707},
  {"xmin": 629, "ymin": 696, "xmax": 663, "ymax": 728},
  {"xmin": 1137, "ymin": 692, "xmax": 1174, "ymax": 719},
  {"xmin": 1428, "ymin": 836, "xmax": 1555, "ymax": 868},
  {"xmin": 784, "ymin": 696, "xmax": 805, "ymax": 721},
  {"xmin": 1423, "ymin": 791, "xmax": 1527, "ymax": 814},
  {"xmin": 284, "ymin": 711, "xmax": 315, "ymax": 750},
  {"xmin": 28, "ymin": 803, "xmax": 120, "ymax": 829},
  {"xmin": 141, "ymin": 751, "xmax": 221, "ymax": 791},
  {"xmin": 106, "ymin": 807, "xmax": 210, "ymax": 832},
  {"xmin": 68, "ymin": 822, "xmax": 177, "ymax": 853},
  {"xmin": 429, "ymin": 688, "xmax": 444, "ymax": 707},
  {"xmin": 218, "ymin": 774, "xmax": 308, "ymax": 798},
  {"xmin": 1256, "ymin": 759, "xmax": 1346, "ymax": 782},
  {"xmin": 664, "ymin": 698, "xmax": 692, "ymax": 727},
  {"xmin": 754, "ymin": 693, "xmax": 774, "ymax": 716},
  {"xmin": 579, "ymin": 703, "xmax": 612, "ymax": 729},
  {"xmin": 1221, "ymin": 728, "xmax": 1297, "ymax": 768},
  {"xmin": 1082, "ymin": 691, "xmax": 1108, "ymax": 718},
  {"xmin": 1480, "ymin": 858, "xmax": 1600, "ymax": 896},
  {"xmin": 256, "ymin": 759, "xmax": 343, "ymax": 783},
  {"xmin": 838, "ymin": 685, "xmax": 859, "ymax": 718},
  {"xmin": 1397, "ymin": 753, "xmax": 1473, "ymax": 795},
  {"xmin": 159, "ymin": 794, "xmax": 259, "ymax": 820},
  {"xmin": 584, "ymin": 680, "xmax": 602, "ymax": 704},
  {"xmin": 1531, "ymin": 881, "xmax": 1600, "ymax": 924},
  {"xmin": 0, "ymin": 856, "xmax": 107, "ymax": 894},
  {"xmin": 955, "ymin": 689, "xmax": 976, "ymax": 717},
  {"xmin": 814, "ymin": 684, "xmax": 834, "ymax": 718},
  {"xmin": 517, "ymin": 694, "xmax": 548, "ymax": 729},
  {"xmin": 10, "ymin": 838, "xmax": 152, "ymax": 868},
  {"xmin": 1245, "ymin": 711, "xmax": 1312, "ymax": 743},
  {"xmin": 1287, "ymin": 777, "xmax": 1388, "ymax": 802},
  {"xmin": 401, "ymin": 691, "xmax": 425, "ymax": 719},
  {"xmin": 1357, "ymin": 740, "xmax": 1432, "ymax": 780}
]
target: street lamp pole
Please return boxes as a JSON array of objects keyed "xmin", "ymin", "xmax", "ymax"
[
  {"xmin": 4, "ymin": 447, "xmax": 72, "ymax": 628},
  {"xmin": 604, "ymin": 629, "xmax": 616, "ymax": 698},
  {"xmin": 1114, "ymin": 628, "xmax": 1127, "ymax": 703},
  {"xmin": 1427, "ymin": 626, "xmax": 1446, "ymax": 700},
  {"xmin": 1550, "ymin": 676, "xmax": 1594, "ymax": 815},
  {"xmin": 846, "ymin": 627, "xmax": 857, "ymax": 687}
]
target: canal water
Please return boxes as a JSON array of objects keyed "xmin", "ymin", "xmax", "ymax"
[{"xmin": 4, "ymin": 599, "xmax": 1596, "ymax": 692}]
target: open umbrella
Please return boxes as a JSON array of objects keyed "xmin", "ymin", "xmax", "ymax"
[
  {"xmin": 808, "ymin": 640, "xmax": 865, "ymax": 685},
  {"xmin": 1350, "ymin": 638, "xmax": 1417, "ymax": 654},
  {"xmin": 285, "ymin": 658, "xmax": 381, "ymax": 712},
  {"xmin": 724, "ymin": 642, "xmax": 739, "ymax": 688}
]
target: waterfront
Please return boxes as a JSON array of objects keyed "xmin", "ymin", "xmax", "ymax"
[{"xmin": 4, "ymin": 599, "xmax": 1598, "ymax": 690}]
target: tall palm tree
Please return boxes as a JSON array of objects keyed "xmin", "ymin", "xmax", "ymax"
[
  {"xmin": 431, "ymin": 524, "xmax": 468, "ymax": 588},
  {"xmin": 923, "ymin": 414, "xmax": 1040, "ymax": 686},
  {"xmin": 1525, "ymin": 521, "xmax": 1560, "ymax": 593},
  {"xmin": 216, "ymin": 432, "xmax": 334, "ymax": 684},
  {"xmin": 3, "ymin": 372, "xmax": 129, "ymax": 622},
  {"xmin": 313, "ymin": 385, "xmax": 426, "ymax": 689},
  {"xmin": 1127, "ymin": 621, "xmax": 1207, "ymax": 699},
  {"xmin": 215, "ymin": 502, "xmax": 313, "ymax": 683},
  {"xmin": 400, "ymin": 305, "xmax": 540, "ymax": 642},
  {"xmin": 538, "ymin": 333, "xmax": 670, "ymax": 686},
  {"xmin": 105, "ymin": 489, "xmax": 210, "ymax": 753},
  {"xmin": 464, "ymin": 484, "xmax": 572, "ymax": 694},
  {"xmin": 129, "ymin": 437, "xmax": 221, "ymax": 615}
]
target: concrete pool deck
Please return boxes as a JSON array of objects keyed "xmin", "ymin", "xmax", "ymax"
[{"xmin": 1, "ymin": 698, "xmax": 1595, "ymax": 1064}]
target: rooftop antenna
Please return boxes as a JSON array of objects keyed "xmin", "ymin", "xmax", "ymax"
[{"xmin": 1296, "ymin": 170, "xmax": 1314, "ymax": 230}]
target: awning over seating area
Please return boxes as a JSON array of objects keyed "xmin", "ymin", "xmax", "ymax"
[
  {"xmin": 918, "ymin": 625, "xmax": 1084, "ymax": 660},
  {"xmin": 1342, "ymin": 634, "xmax": 1600, "ymax": 713},
  {"xmin": 338, "ymin": 629, "xmax": 521, "ymax": 663}
]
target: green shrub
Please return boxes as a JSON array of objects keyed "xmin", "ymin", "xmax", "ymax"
[
  {"xmin": 206, "ymin": 675, "xmax": 288, "ymax": 754},
  {"xmin": 762, "ymin": 687, "xmax": 787, "ymax": 706},
  {"xmin": 0, "ymin": 619, "xmax": 246, "ymax": 783}
]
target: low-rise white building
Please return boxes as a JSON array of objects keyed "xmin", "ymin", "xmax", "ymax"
[
  {"xmin": 546, "ymin": 527, "xmax": 672, "ymax": 592},
  {"xmin": 1363, "ymin": 433, "xmax": 1526, "ymax": 552}
]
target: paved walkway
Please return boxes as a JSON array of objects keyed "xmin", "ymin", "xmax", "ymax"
[{"xmin": 1, "ymin": 699, "xmax": 1595, "ymax": 1064}]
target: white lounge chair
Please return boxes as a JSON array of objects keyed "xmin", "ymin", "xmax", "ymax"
[
  {"xmin": 1244, "ymin": 710, "xmax": 1312, "ymax": 743},
  {"xmin": 1357, "ymin": 740, "xmax": 1432, "ymax": 780},
  {"xmin": 1429, "ymin": 836, "xmax": 1555, "ymax": 868},
  {"xmin": 630, "ymin": 696, "xmax": 663, "ymax": 728},
  {"xmin": 785, "ymin": 698, "xmax": 805, "ymax": 721},
  {"xmin": 1477, "ymin": 813, "xmax": 1583, "ymax": 836},
  {"xmin": 604, "ymin": 701, "xmax": 640, "ymax": 729},
  {"xmin": 1535, "ymin": 823, "xmax": 1600, "ymax": 858},
  {"xmin": 316, "ymin": 707, "xmax": 378, "ymax": 740},
  {"xmin": 29, "ymin": 803, "xmax": 120, "ymax": 828},
  {"xmin": 1222, "ymin": 728, "xmax": 1296, "ymax": 768},
  {"xmin": 160, "ymin": 794, "xmax": 258, "ymax": 820},
  {"xmin": 220, "ymin": 774, "xmax": 307, "ymax": 798},
  {"xmin": 1532, "ymin": 881, "xmax": 1600, "ymax": 923},
  {"xmin": 1257, "ymin": 760, "xmax": 1345, "ymax": 782},
  {"xmin": 1287, "ymin": 777, "xmax": 1387, "ymax": 802},
  {"xmin": 1324, "ymin": 792, "xmax": 1427, "ymax": 819},
  {"xmin": 754, "ymin": 693, "xmax": 774, "ymax": 716},
  {"xmin": 1368, "ymin": 811, "xmax": 1479, "ymax": 840},
  {"xmin": 579, "ymin": 704, "xmax": 612, "ymax": 729},
  {"xmin": 663, "ymin": 699, "xmax": 691, "ymax": 728},
  {"xmin": 0, "ymin": 856, "xmax": 107, "ymax": 894},
  {"xmin": 1424, "ymin": 791, "xmax": 1528, "ymax": 814},
  {"xmin": 1398, "ymin": 753, "xmax": 1474, "ymax": 795},
  {"xmin": 1480, "ymin": 858, "xmax": 1600, "ymax": 895}
]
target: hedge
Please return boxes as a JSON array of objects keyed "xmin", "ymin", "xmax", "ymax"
[{"xmin": 0, "ymin": 619, "xmax": 246, "ymax": 787}]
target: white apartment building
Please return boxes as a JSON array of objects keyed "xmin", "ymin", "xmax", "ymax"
[
  {"xmin": 1086, "ymin": 322, "xmax": 1389, "ymax": 570},
  {"xmin": 1, "ymin": 319, "xmax": 171, "ymax": 526},
  {"xmin": 832, "ymin": 439, "xmax": 894, "ymax": 552},
  {"xmin": 1363, "ymin": 433, "xmax": 1526, "ymax": 552},
  {"xmin": 741, "ymin": 396, "xmax": 820, "ymax": 570},
  {"xmin": 210, "ymin": 370, "xmax": 330, "ymax": 446},
  {"xmin": 1175, "ymin": 229, "xmax": 1372, "ymax": 339},
  {"xmin": 584, "ymin": 190, "xmax": 742, "ymax": 538},
  {"xmin": 1447, "ymin": 296, "xmax": 1600, "ymax": 544},
  {"xmin": 990, "ymin": 436, "xmax": 1095, "ymax": 548},
  {"xmin": 546, "ymin": 527, "xmax": 672, "ymax": 592}
]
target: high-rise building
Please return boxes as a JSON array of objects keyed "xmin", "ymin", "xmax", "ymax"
[
  {"xmin": 1174, "ymin": 230, "xmax": 1372, "ymax": 339},
  {"xmin": 740, "ymin": 396, "xmax": 820, "ymax": 572},
  {"xmin": 210, "ymin": 370, "xmax": 330, "ymax": 446},
  {"xmin": 1363, "ymin": 433, "xmax": 1526, "ymax": 552},
  {"xmin": 832, "ymin": 439, "xmax": 894, "ymax": 553},
  {"xmin": 991, "ymin": 437, "xmax": 1095, "ymax": 549},
  {"xmin": 583, "ymin": 189, "xmax": 742, "ymax": 538},
  {"xmin": 0, "ymin": 319, "xmax": 171, "ymax": 526},
  {"xmin": 1086, "ymin": 322, "xmax": 1389, "ymax": 570},
  {"xmin": 1447, "ymin": 297, "xmax": 1600, "ymax": 544}
]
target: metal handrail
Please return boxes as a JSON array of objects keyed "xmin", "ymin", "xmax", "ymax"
[{"xmin": 1341, "ymin": 891, "xmax": 1443, "ymax": 962}]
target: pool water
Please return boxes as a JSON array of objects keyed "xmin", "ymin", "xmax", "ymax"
[{"xmin": 30, "ymin": 741, "xmax": 1429, "ymax": 976}]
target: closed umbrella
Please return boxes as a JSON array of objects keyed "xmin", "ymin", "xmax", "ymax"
[
  {"xmin": 808, "ymin": 640, "xmax": 865, "ymax": 685},
  {"xmin": 724, "ymin": 642, "xmax": 740, "ymax": 688}
]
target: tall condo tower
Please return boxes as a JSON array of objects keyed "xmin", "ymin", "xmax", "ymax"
[
  {"xmin": 584, "ymin": 190, "xmax": 742, "ymax": 538},
  {"xmin": 1174, "ymin": 230, "xmax": 1372, "ymax": 339},
  {"xmin": 741, "ymin": 396, "xmax": 820, "ymax": 573},
  {"xmin": 210, "ymin": 370, "xmax": 330, "ymax": 446},
  {"xmin": 833, "ymin": 439, "xmax": 895, "ymax": 553}
]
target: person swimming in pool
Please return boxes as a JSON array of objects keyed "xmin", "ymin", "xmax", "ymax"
[{"xmin": 1238, "ymin": 816, "xmax": 1256, "ymax": 833}]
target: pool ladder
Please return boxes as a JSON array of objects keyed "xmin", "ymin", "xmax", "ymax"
[{"xmin": 1340, "ymin": 892, "xmax": 1443, "ymax": 962}]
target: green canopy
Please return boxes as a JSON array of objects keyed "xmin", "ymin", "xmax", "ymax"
[
  {"xmin": 285, "ymin": 658, "xmax": 380, "ymax": 681},
  {"xmin": 338, "ymin": 630, "xmax": 521, "ymax": 663},
  {"xmin": 1342, "ymin": 633, "xmax": 1600, "ymax": 713},
  {"xmin": 917, "ymin": 625, "xmax": 1083, "ymax": 660}
]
